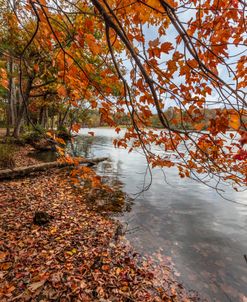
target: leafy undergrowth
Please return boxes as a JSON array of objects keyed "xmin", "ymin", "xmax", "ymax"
[{"xmin": 0, "ymin": 169, "xmax": 203, "ymax": 301}]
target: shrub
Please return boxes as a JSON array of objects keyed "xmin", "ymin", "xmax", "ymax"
[
  {"xmin": 56, "ymin": 126, "xmax": 72, "ymax": 141},
  {"xmin": 22, "ymin": 124, "xmax": 46, "ymax": 144},
  {"xmin": 23, "ymin": 131, "xmax": 43, "ymax": 144},
  {"xmin": 0, "ymin": 144, "xmax": 16, "ymax": 169}
]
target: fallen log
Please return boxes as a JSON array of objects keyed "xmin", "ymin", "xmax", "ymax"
[{"xmin": 0, "ymin": 157, "xmax": 108, "ymax": 180}]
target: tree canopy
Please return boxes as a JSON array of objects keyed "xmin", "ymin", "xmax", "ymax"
[{"xmin": 0, "ymin": 0, "xmax": 246, "ymax": 188}]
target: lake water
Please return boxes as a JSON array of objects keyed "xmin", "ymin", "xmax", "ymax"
[{"xmin": 75, "ymin": 128, "xmax": 247, "ymax": 301}]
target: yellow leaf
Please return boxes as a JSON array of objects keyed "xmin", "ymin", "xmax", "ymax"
[
  {"xmin": 66, "ymin": 248, "xmax": 77, "ymax": 256},
  {"xmin": 66, "ymin": 251, "xmax": 73, "ymax": 256},
  {"xmin": 50, "ymin": 227, "xmax": 57, "ymax": 234}
]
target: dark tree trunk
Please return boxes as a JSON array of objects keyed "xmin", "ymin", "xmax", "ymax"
[
  {"xmin": 5, "ymin": 107, "xmax": 11, "ymax": 137},
  {"xmin": 39, "ymin": 107, "xmax": 44, "ymax": 125},
  {"xmin": 58, "ymin": 105, "xmax": 70, "ymax": 129},
  {"xmin": 51, "ymin": 114, "xmax": 54, "ymax": 130}
]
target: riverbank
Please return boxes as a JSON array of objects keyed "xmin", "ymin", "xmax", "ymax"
[{"xmin": 0, "ymin": 146, "xmax": 202, "ymax": 301}]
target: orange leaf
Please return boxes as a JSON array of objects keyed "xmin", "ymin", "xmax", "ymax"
[
  {"xmin": 115, "ymin": 127, "xmax": 121, "ymax": 134},
  {"xmin": 240, "ymin": 132, "xmax": 247, "ymax": 146},
  {"xmin": 91, "ymin": 100, "xmax": 97, "ymax": 109},
  {"xmin": 7, "ymin": 285, "xmax": 15, "ymax": 293},
  {"xmin": 72, "ymin": 123, "xmax": 81, "ymax": 133},
  {"xmin": 229, "ymin": 114, "xmax": 240, "ymax": 130},
  {"xmin": 57, "ymin": 86, "xmax": 67, "ymax": 97},
  {"xmin": 0, "ymin": 251, "xmax": 8, "ymax": 260},
  {"xmin": 160, "ymin": 42, "xmax": 174, "ymax": 54},
  {"xmin": 55, "ymin": 137, "xmax": 66, "ymax": 145},
  {"xmin": 194, "ymin": 123, "xmax": 205, "ymax": 131},
  {"xmin": 33, "ymin": 64, "xmax": 39, "ymax": 72},
  {"xmin": 85, "ymin": 33, "xmax": 100, "ymax": 55}
]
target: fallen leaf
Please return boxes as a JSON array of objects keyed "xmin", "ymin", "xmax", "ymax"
[{"xmin": 28, "ymin": 280, "xmax": 46, "ymax": 292}]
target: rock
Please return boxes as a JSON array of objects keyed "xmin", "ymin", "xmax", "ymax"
[{"xmin": 33, "ymin": 211, "xmax": 54, "ymax": 226}]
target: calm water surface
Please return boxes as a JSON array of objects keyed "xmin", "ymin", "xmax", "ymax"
[{"xmin": 75, "ymin": 128, "xmax": 247, "ymax": 302}]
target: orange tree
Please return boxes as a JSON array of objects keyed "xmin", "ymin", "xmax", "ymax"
[
  {"xmin": 7, "ymin": 0, "xmax": 247, "ymax": 188},
  {"xmin": 0, "ymin": 1, "xmax": 60, "ymax": 137}
]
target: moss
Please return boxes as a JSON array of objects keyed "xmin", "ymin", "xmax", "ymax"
[{"xmin": 0, "ymin": 143, "xmax": 17, "ymax": 169}]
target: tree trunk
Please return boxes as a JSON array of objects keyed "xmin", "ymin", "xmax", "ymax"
[
  {"xmin": 40, "ymin": 106, "xmax": 48, "ymax": 128},
  {"xmin": 6, "ymin": 58, "xmax": 13, "ymax": 137},
  {"xmin": 58, "ymin": 105, "xmax": 70, "ymax": 129},
  {"xmin": 5, "ymin": 107, "xmax": 11, "ymax": 137},
  {"xmin": 0, "ymin": 157, "xmax": 108, "ymax": 180},
  {"xmin": 51, "ymin": 114, "xmax": 54, "ymax": 130},
  {"xmin": 5, "ymin": 0, "xmax": 17, "ymax": 136},
  {"xmin": 12, "ymin": 102, "xmax": 25, "ymax": 138},
  {"xmin": 10, "ymin": 76, "xmax": 17, "ymax": 126},
  {"xmin": 39, "ymin": 106, "xmax": 43, "ymax": 126},
  {"xmin": 44, "ymin": 107, "xmax": 48, "ymax": 129},
  {"xmin": 13, "ymin": 76, "xmax": 33, "ymax": 138}
]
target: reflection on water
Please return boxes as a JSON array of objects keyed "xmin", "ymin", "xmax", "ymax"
[{"xmin": 76, "ymin": 128, "xmax": 247, "ymax": 302}]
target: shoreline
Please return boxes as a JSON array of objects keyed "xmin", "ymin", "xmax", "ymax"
[{"xmin": 0, "ymin": 145, "xmax": 203, "ymax": 301}]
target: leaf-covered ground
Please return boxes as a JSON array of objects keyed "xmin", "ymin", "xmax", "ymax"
[
  {"xmin": 0, "ymin": 168, "xmax": 203, "ymax": 301},
  {"xmin": 13, "ymin": 145, "xmax": 42, "ymax": 168},
  {"xmin": 0, "ymin": 143, "xmax": 41, "ymax": 170}
]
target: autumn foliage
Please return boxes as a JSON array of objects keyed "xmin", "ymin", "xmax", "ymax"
[{"xmin": 0, "ymin": 0, "xmax": 246, "ymax": 187}]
